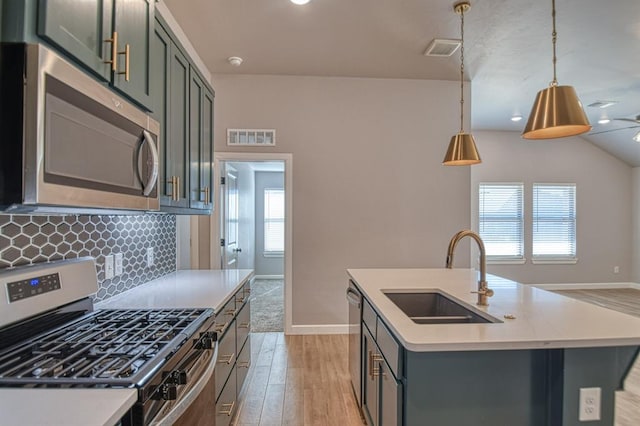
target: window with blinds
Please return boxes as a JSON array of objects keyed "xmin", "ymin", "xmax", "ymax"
[
  {"xmin": 532, "ymin": 183, "xmax": 576, "ymax": 261},
  {"xmin": 478, "ymin": 183, "xmax": 524, "ymax": 261},
  {"xmin": 264, "ymin": 188, "xmax": 285, "ymax": 254}
]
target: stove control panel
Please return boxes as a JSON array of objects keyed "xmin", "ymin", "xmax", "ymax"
[{"xmin": 7, "ymin": 273, "xmax": 61, "ymax": 303}]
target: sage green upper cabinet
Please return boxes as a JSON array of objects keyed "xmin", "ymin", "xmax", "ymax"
[
  {"xmin": 189, "ymin": 70, "xmax": 214, "ymax": 211},
  {"xmin": 37, "ymin": 0, "xmax": 153, "ymax": 110},
  {"xmin": 111, "ymin": 0, "xmax": 152, "ymax": 108},
  {"xmin": 152, "ymin": 16, "xmax": 213, "ymax": 214},
  {"xmin": 37, "ymin": 0, "xmax": 113, "ymax": 81},
  {"xmin": 151, "ymin": 19, "xmax": 189, "ymax": 210}
]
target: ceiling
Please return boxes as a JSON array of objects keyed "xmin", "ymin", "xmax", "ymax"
[{"xmin": 163, "ymin": 0, "xmax": 640, "ymax": 166}]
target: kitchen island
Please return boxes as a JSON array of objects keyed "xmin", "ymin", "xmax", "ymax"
[{"xmin": 348, "ymin": 268, "xmax": 640, "ymax": 426}]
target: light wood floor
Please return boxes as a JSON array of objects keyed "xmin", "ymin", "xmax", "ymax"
[
  {"xmin": 553, "ymin": 288, "xmax": 640, "ymax": 318},
  {"xmin": 233, "ymin": 333, "xmax": 364, "ymax": 426}
]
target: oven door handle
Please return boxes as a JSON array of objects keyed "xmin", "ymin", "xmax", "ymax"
[
  {"xmin": 150, "ymin": 343, "xmax": 219, "ymax": 426},
  {"xmin": 139, "ymin": 130, "xmax": 159, "ymax": 197}
]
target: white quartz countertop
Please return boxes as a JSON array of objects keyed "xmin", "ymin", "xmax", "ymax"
[
  {"xmin": 348, "ymin": 268, "xmax": 640, "ymax": 352},
  {"xmin": 96, "ymin": 269, "xmax": 254, "ymax": 311},
  {"xmin": 0, "ymin": 388, "xmax": 137, "ymax": 426}
]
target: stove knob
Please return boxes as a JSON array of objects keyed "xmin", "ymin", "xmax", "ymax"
[
  {"xmin": 162, "ymin": 384, "xmax": 177, "ymax": 401},
  {"xmin": 172, "ymin": 370, "xmax": 187, "ymax": 385}
]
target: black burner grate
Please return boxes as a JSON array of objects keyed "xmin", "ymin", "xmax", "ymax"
[{"xmin": 0, "ymin": 308, "xmax": 211, "ymax": 387}]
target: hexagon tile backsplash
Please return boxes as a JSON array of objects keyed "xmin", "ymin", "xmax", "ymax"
[{"xmin": 0, "ymin": 214, "xmax": 177, "ymax": 302}]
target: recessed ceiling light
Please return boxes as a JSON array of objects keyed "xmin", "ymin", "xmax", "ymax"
[
  {"xmin": 290, "ymin": 0, "xmax": 311, "ymax": 5},
  {"xmin": 597, "ymin": 118, "xmax": 610, "ymax": 124},
  {"xmin": 633, "ymin": 131, "xmax": 640, "ymax": 143},
  {"xmin": 587, "ymin": 100, "xmax": 618, "ymax": 109},
  {"xmin": 511, "ymin": 115, "xmax": 523, "ymax": 122}
]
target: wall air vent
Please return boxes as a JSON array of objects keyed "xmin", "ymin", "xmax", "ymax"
[
  {"xmin": 424, "ymin": 39, "xmax": 461, "ymax": 57},
  {"xmin": 227, "ymin": 129, "xmax": 276, "ymax": 146}
]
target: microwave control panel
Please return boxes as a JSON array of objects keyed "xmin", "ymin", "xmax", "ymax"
[{"xmin": 6, "ymin": 273, "xmax": 61, "ymax": 303}]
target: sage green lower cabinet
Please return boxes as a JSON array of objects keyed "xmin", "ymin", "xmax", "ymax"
[
  {"xmin": 214, "ymin": 282, "xmax": 252, "ymax": 425},
  {"xmin": 360, "ymin": 295, "xmax": 640, "ymax": 426}
]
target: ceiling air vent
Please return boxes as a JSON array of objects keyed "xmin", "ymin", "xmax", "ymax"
[
  {"xmin": 227, "ymin": 129, "xmax": 276, "ymax": 146},
  {"xmin": 424, "ymin": 39, "xmax": 461, "ymax": 57}
]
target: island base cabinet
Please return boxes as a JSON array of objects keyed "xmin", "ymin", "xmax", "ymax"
[
  {"xmin": 363, "ymin": 323, "xmax": 402, "ymax": 426},
  {"xmin": 403, "ymin": 346, "xmax": 639, "ymax": 426},
  {"xmin": 236, "ymin": 337, "xmax": 251, "ymax": 396}
]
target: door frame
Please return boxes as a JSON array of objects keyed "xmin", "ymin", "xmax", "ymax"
[{"xmin": 213, "ymin": 152, "xmax": 293, "ymax": 335}]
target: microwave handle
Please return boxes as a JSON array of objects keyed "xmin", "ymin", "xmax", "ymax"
[{"xmin": 140, "ymin": 130, "xmax": 159, "ymax": 196}]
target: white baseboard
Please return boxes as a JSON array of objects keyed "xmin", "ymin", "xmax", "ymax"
[
  {"xmin": 253, "ymin": 274, "xmax": 284, "ymax": 280},
  {"xmin": 532, "ymin": 282, "xmax": 638, "ymax": 290},
  {"xmin": 287, "ymin": 324, "xmax": 349, "ymax": 335}
]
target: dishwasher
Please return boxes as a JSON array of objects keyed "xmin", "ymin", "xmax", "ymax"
[{"xmin": 346, "ymin": 280, "xmax": 364, "ymax": 416}]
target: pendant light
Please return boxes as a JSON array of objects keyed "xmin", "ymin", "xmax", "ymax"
[
  {"xmin": 443, "ymin": 2, "xmax": 481, "ymax": 166},
  {"xmin": 522, "ymin": 0, "xmax": 591, "ymax": 139}
]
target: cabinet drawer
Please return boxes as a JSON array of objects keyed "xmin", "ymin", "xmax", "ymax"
[
  {"xmin": 236, "ymin": 336, "xmax": 251, "ymax": 396},
  {"xmin": 215, "ymin": 364, "xmax": 237, "ymax": 426},
  {"xmin": 235, "ymin": 281, "xmax": 250, "ymax": 307},
  {"xmin": 236, "ymin": 300, "xmax": 251, "ymax": 353},
  {"xmin": 363, "ymin": 298, "xmax": 377, "ymax": 336},
  {"xmin": 215, "ymin": 318, "xmax": 236, "ymax": 401},
  {"xmin": 376, "ymin": 317, "xmax": 401, "ymax": 379},
  {"xmin": 214, "ymin": 297, "xmax": 237, "ymax": 335}
]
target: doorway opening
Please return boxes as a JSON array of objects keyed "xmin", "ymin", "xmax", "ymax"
[{"xmin": 214, "ymin": 153, "xmax": 293, "ymax": 334}]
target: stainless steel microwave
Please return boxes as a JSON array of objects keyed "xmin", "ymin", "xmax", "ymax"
[{"xmin": 0, "ymin": 43, "xmax": 160, "ymax": 213}]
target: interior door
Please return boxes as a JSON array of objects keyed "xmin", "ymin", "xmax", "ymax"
[{"xmin": 222, "ymin": 164, "xmax": 239, "ymax": 269}]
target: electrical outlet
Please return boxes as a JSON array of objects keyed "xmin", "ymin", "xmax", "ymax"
[
  {"xmin": 579, "ymin": 387, "xmax": 601, "ymax": 421},
  {"xmin": 146, "ymin": 247, "xmax": 154, "ymax": 268},
  {"xmin": 115, "ymin": 253, "xmax": 123, "ymax": 276},
  {"xmin": 104, "ymin": 255, "xmax": 114, "ymax": 279},
  {"xmin": 613, "ymin": 266, "xmax": 620, "ymax": 274}
]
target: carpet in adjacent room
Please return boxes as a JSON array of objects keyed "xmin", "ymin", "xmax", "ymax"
[{"xmin": 250, "ymin": 279, "xmax": 284, "ymax": 332}]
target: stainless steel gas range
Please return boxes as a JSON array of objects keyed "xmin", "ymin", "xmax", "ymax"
[{"xmin": 0, "ymin": 257, "xmax": 218, "ymax": 425}]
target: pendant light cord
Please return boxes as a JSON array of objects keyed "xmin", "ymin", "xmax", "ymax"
[
  {"xmin": 551, "ymin": 0, "xmax": 558, "ymax": 86},
  {"xmin": 459, "ymin": 7, "xmax": 465, "ymax": 133}
]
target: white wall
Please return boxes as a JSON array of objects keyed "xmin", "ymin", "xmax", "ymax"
[
  {"xmin": 471, "ymin": 130, "xmax": 633, "ymax": 284},
  {"xmin": 632, "ymin": 168, "xmax": 640, "ymax": 282},
  {"xmin": 213, "ymin": 74, "xmax": 473, "ymax": 326}
]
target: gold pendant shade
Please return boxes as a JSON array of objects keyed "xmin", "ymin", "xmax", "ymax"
[
  {"xmin": 522, "ymin": 85, "xmax": 591, "ymax": 139},
  {"xmin": 442, "ymin": 1, "xmax": 481, "ymax": 166},
  {"xmin": 443, "ymin": 133, "xmax": 481, "ymax": 165}
]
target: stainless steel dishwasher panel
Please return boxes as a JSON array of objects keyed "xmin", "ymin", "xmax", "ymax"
[{"xmin": 346, "ymin": 281, "xmax": 364, "ymax": 414}]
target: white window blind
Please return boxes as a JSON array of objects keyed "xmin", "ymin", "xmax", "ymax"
[
  {"xmin": 533, "ymin": 184, "xmax": 576, "ymax": 260},
  {"xmin": 264, "ymin": 188, "xmax": 285, "ymax": 253},
  {"xmin": 478, "ymin": 183, "xmax": 524, "ymax": 260}
]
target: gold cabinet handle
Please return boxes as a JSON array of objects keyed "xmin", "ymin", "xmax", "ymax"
[
  {"xmin": 118, "ymin": 43, "xmax": 130, "ymax": 81},
  {"xmin": 200, "ymin": 186, "xmax": 210, "ymax": 204},
  {"xmin": 218, "ymin": 401, "xmax": 235, "ymax": 416},
  {"xmin": 238, "ymin": 321, "xmax": 250, "ymax": 330},
  {"xmin": 368, "ymin": 351, "xmax": 383, "ymax": 378},
  {"xmin": 238, "ymin": 360, "xmax": 251, "ymax": 369},
  {"xmin": 225, "ymin": 309, "xmax": 237, "ymax": 317},
  {"xmin": 104, "ymin": 31, "xmax": 118, "ymax": 71},
  {"xmin": 213, "ymin": 322, "xmax": 227, "ymax": 333},
  {"xmin": 167, "ymin": 176, "xmax": 178, "ymax": 201},
  {"xmin": 218, "ymin": 353, "xmax": 235, "ymax": 365}
]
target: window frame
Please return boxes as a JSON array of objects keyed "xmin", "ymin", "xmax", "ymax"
[
  {"xmin": 478, "ymin": 182, "xmax": 525, "ymax": 264},
  {"xmin": 531, "ymin": 183, "xmax": 577, "ymax": 264},
  {"xmin": 263, "ymin": 187, "xmax": 285, "ymax": 256}
]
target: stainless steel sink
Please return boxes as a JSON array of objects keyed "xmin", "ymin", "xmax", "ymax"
[{"xmin": 383, "ymin": 291, "xmax": 501, "ymax": 324}]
